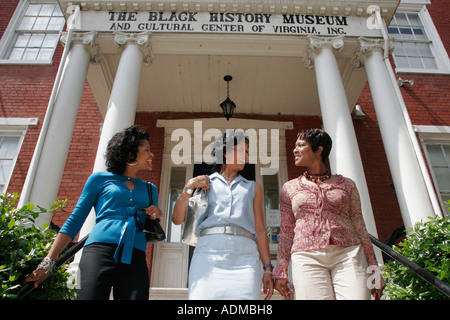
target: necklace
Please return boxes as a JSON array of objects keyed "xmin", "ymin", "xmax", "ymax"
[
  {"xmin": 220, "ymin": 172, "xmax": 236, "ymax": 184},
  {"xmin": 303, "ymin": 170, "xmax": 331, "ymax": 183}
]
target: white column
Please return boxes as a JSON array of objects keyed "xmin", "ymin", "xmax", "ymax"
[
  {"xmin": 357, "ymin": 38, "xmax": 435, "ymax": 230},
  {"xmin": 69, "ymin": 32, "xmax": 152, "ymax": 277},
  {"xmin": 91, "ymin": 31, "xmax": 153, "ymax": 173},
  {"xmin": 305, "ymin": 35, "xmax": 379, "ymax": 240},
  {"xmin": 23, "ymin": 32, "xmax": 98, "ymax": 228}
]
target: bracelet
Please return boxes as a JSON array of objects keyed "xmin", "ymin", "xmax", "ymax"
[
  {"xmin": 183, "ymin": 186, "xmax": 194, "ymax": 195},
  {"xmin": 37, "ymin": 257, "xmax": 54, "ymax": 274},
  {"xmin": 264, "ymin": 270, "xmax": 273, "ymax": 274},
  {"xmin": 263, "ymin": 263, "xmax": 273, "ymax": 270}
]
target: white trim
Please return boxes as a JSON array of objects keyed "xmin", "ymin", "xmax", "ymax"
[
  {"xmin": 0, "ymin": 118, "xmax": 39, "ymax": 127},
  {"xmin": 394, "ymin": 67, "xmax": 450, "ymax": 75},
  {"xmin": 0, "ymin": 59, "xmax": 53, "ymax": 66},
  {"xmin": 414, "ymin": 125, "xmax": 450, "ymax": 143},
  {"xmin": 414, "ymin": 125, "xmax": 450, "ymax": 135}
]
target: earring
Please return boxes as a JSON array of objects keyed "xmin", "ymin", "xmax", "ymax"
[{"xmin": 127, "ymin": 161, "xmax": 138, "ymax": 166}]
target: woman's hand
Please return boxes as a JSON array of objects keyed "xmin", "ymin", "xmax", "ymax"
[
  {"xmin": 275, "ymin": 278, "xmax": 294, "ymax": 300},
  {"xmin": 145, "ymin": 205, "xmax": 162, "ymax": 220},
  {"xmin": 172, "ymin": 175, "xmax": 210, "ymax": 225},
  {"xmin": 262, "ymin": 272, "xmax": 274, "ymax": 300},
  {"xmin": 23, "ymin": 257, "xmax": 54, "ymax": 288},
  {"xmin": 186, "ymin": 175, "xmax": 210, "ymax": 190},
  {"xmin": 23, "ymin": 233, "xmax": 73, "ymax": 288}
]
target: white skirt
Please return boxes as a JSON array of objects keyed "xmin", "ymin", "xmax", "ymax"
[{"xmin": 188, "ymin": 234, "xmax": 262, "ymax": 300}]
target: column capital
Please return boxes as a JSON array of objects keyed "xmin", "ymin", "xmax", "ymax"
[
  {"xmin": 60, "ymin": 31, "xmax": 102, "ymax": 63},
  {"xmin": 114, "ymin": 31, "xmax": 154, "ymax": 65},
  {"xmin": 350, "ymin": 36, "xmax": 394, "ymax": 69},
  {"xmin": 304, "ymin": 35, "xmax": 344, "ymax": 69}
]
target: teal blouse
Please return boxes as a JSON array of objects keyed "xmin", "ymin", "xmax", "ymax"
[{"xmin": 59, "ymin": 172, "xmax": 158, "ymax": 264}]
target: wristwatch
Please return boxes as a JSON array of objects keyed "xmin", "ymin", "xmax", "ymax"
[{"xmin": 183, "ymin": 186, "xmax": 194, "ymax": 195}]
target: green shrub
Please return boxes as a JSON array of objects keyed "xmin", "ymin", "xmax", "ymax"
[
  {"xmin": 0, "ymin": 193, "xmax": 75, "ymax": 300},
  {"xmin": 383, "ymin": 206, "xmax": 450, "ymax": 300}
]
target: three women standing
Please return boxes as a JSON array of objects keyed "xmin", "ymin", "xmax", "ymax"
[{"xmin": 26, "ymin": 125, "xmax": 383, "ymax": 300}]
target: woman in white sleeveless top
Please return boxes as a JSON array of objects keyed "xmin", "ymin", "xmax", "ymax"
[{"xmin": 172, "ymin": 132, "xmax": 274, "ymax": 300}]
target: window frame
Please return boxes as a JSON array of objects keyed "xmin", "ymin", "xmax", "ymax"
[
  {"xmin": 415, "ymin": 125, "xmax": 450, "ymax": 214},
  {"xmin": 388, "ymin": 2, "xmax": 450, "ymax": 75},
  {"xmin": 0, "ymin": 118, "xmax": 38, "ymax": 194},
  {"xmin": 0, "ymin": 0, "xmax": 66, "ymax": 65}
]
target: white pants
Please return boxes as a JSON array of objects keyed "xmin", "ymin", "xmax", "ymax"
[
  {"xmin": 291, "ymin": 245, "xmax": 370, "ymax": 300},
  {"xmin": 188, "ymin": 234, "xmax": 262, "ymax": 300}
]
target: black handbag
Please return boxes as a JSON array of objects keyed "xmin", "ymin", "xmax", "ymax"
[{"xmin": 135, "ymin": 183, "xmax": 166, "ymax": 243}]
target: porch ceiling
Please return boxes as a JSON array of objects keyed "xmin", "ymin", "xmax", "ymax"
[
  {"xmin": 68, "ymin": 0, "xmax": 399, "ymax": 117},
  {"xmin": 87, "ymin": 34, "xmax": 368, "ymax": 117}
]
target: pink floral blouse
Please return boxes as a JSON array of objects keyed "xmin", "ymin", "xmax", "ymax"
[{"xmin": 273, "ymin": 175, "xmax": 378, "ymax": 280}]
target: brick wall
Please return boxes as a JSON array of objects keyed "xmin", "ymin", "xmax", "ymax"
[
  {"xmin": 428, "ymin": 0, "xmax": 450, "ymax": 54},
  {"xmin": 1, "ymin": 56, "xmax": 103, "ymax": 227},
  {"xmin": 0, "ymin": 0, "xmax": 19, "ymax": 37},
  {"xmin": 0, "ymin": 0, "xmax": 103, "ymax": 226}
]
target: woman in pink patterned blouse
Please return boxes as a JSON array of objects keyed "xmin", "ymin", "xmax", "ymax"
[{"xmin": 273, "ymin": 129, "xmax": 385, "ymax": 300}]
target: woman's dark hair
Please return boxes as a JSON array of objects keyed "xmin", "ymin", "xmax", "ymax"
[
  {"xmin": 297, "ymin": 128, "xmax": 332, "ymax": 164},
  {"xmin": 105, "ymin": 125, "xmax": 150, "ymax": 174},
  {"xmin": 212, "ymin": 131, "xmax": 249, "ymax": 173}
]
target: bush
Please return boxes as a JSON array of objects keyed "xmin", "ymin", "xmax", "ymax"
[
  {"xmin": 0, "ymin": 193, "xmax": 75, "ymax": 300},
  {"xmin": 382, "ymin": 207, "xmax": 450, "ymax": 300}
]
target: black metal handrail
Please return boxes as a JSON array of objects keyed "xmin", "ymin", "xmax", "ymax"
[
  {"xmin": 370, "ymin": 234, "xmax": 450, "ymax": 298},
  {"xmin": 16, "ymin": 233, "xmax": 450, "ymax": 299},
  {"xmin": 16, "ymin": 234, "xmax": 89, "ymax": 299}
]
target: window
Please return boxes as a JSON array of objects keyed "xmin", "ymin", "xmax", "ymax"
[
  {"xmin": 388, "ymin": 5, "xmax": 450, "ymax": 74},
  {"xmin": 0, "ymin": 136, "xmax": 22, "ymax": 194},
  {"xmin": 389, "ymin": 12, "xmax": 437, "ymax": 70},
  {"xmin": 0, "ymin": 1, "xmax": 65, "ymax": 64},
  {"xmin": 415, "ymin": 125, "xmax": 450, "ymax": 213},
  {"xmin": 424, "ymin": 144, "xmax": 450, "ymax": 207},
  {"xmin": 0, "ymin": 118, "xmax": 37, "ymax": 194}
]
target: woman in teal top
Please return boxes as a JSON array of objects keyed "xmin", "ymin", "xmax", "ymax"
[{"xmin": 25, "ymin": 125, "xmax": 162, "ymax": 300}]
